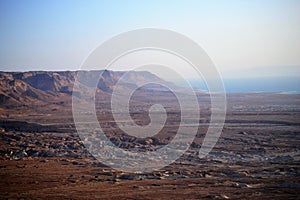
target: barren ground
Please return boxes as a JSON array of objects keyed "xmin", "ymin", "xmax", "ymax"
[{"xmin": 0, "ymin": 93, "xmax": 299, "ymax": 199}]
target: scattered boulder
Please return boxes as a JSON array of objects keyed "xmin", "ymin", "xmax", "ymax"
[
  {"xmin": 231, "ymin": 182, "xmax": 251, "ymax": 188},
  {"xmin": 238, "ymin": 131, "xmax": 248, "ymax": 135}
]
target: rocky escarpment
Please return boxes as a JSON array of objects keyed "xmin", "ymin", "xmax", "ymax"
[{"xmin": 0, "ymin": 70, "xmax": 173, "ymax": 108}]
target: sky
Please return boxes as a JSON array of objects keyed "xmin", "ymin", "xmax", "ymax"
[{"xmin": 0, "ymin": 0, "xmax": 300, "ymax": 80}]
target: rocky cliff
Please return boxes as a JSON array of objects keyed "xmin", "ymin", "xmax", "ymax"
[{"xmin": 0, "ymin": 70, "xmax": 174, "ymax": 107}]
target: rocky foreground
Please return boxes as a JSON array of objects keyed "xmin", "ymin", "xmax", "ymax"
[
  {"xmin": 1, "ymin": 100, "xmax": 300, "ymax": 199},
  {"xmin": 0, "ymin": 71, "xmax": 299, "ymax": 199}
]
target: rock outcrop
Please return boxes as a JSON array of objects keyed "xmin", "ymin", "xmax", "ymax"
[{"xmin": 0, "ymin": 70, "xmax": 174, "ymax": 107}]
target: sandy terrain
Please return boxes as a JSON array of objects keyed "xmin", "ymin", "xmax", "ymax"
[
  {"xmin": 0, "ymin": 93, "xmax": 299, "ymax": 199},
  {"xmin": 0, "ymin": 71, "xmax": 299, "ymax": 199}
]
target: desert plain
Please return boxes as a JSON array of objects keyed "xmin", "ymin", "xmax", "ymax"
[{"xmin": 0, "ymin": 71, "xmax": 299, "ymax": 199}]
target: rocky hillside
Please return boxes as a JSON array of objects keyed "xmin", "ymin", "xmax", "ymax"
[{"xmin": 0, "ymin": 70, "xmax": 174, "ymax": 108}]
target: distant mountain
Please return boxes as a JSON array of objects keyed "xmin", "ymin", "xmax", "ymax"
[{"xmin": 0, "ymin": 70, "xmax": 177, "ymax": 107}]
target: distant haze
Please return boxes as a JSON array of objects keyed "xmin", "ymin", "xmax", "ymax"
[{"xmin": 0, "ymin": 0, "xmax": 299, "ymax": 92}]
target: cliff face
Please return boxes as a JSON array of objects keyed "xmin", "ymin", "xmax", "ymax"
[
  {"xmin": 0, "ymin": 71, "xmax": 74, "ymax": 107},
  {"xmin": 0, "ymin": 70, "xmax": 173, "ymax": 107},
  {"xmin": 6, "ymin": 71, "xmax": 76, "ymax": 93}
]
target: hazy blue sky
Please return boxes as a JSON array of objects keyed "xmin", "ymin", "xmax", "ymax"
[{"xmin": 0, "ymin": 0, "xmax": 299, "ymax": 78}]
